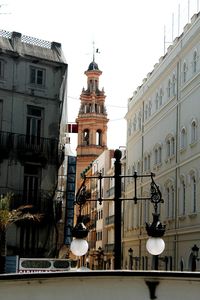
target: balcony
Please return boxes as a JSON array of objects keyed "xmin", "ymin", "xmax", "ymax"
[
  {"xmin": 105, "ymin": 215, "xmax": 114, "ymax": 226},
  {"xmin": 0, "ymin": 131, "xmax": 13, "ymax": 161},
  {"xmin": 0, "ymin": 187, "xmax": 54, "ymax": 217},
  {"xmin": 0, "ymin": 131, "xmax": 64, "ymax": 166},
  {"xmin": 104, "ymin": 243, "xmax": 114, "ymax": 253}
]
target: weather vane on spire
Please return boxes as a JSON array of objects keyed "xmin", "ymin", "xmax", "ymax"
[{"xmin": 92, "ymin": 41, "xmax": 100, "ymax": 62}]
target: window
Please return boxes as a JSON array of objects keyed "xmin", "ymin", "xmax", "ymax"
[
  {"xmin": 192, "ymin": 176, "xmax": 197, "ymax": 213},
  {"xmin": 167, "ymin": 79, "xmax": 171, "ymax": 98},
  {"xmin": 147, "ymin": 154, "xmax": 151, "ymax": 171},
  {"xmin": 96, "ymin": 129, "xmax": 102, "ymax": 146},
  {"xmin": 148, "ymin": 101, "xmax": 152, "ymax": 116},
  {"xmin": 133, "ymin": 116, "xmax": 137, "ymax": 131},
  {"xmin": 180, "ymin": 178, "xmax": 186, "ymax": 215},
  {"xmin": 158, "ymin": 146, "xmax": 162, "ymax": 163},
  {"xmin": 145, "ymin": 104, "xmax": 148, "ymax": 120},
  {"xmin": 30, "ymin": 66, "xmax": 45, "ymax": 86},
  {"xmin": 166, "ymin": 135, "xmax": 175, "ymax": 159},
  {"xmin": 165, "ymin": 183, "xmax": 174, "ymax": 219},
  {"xmin": 171, "ymin": 137, "xmax": 175, "ymax": 155},
  {"xmin": 83, "ymin": 129, "xmax": 89, "ymax": 145},
  {"xmin": 193, "ymin": 50, "xmax": 197, "ymax": 73},
  {"xmin": 23, "ymin": 164, "xmax": 40, "ymax": 205},
  {"xmin": 0, "ymin": 60, "xmax": 5, "ymax": 78},
  {"xmin": 154, "ymin": 148, "xmax": 158, "ymax": 165},
  {"xmin": 172, "ymin": 74, "xmax": 176, "ymax": 96},
  {"xmin": 183, "ymin": 62, "xmax": 187, "ymax": 83},
  {"xmin": 159, "ymin": 88, "xmax": 163, "ymax": 106},
  {"xmin": 155, "ymin": 92, "xmax": 159, "ymax": 110},
  {"xmin": 138, "ymin": 112, "xmax": 142, "ymax": 130},
  {"xmin": 26, "ymin": 106, "xmax": 43, "ymax": 146},
  {"xmin": 0, "ymin": 100, "xmax": 2, "ymax": 130},
  {"xmin": 166, "ymin": 140, "xmax": 170, "ymax": 157},
  {"xmin": 154, "ymin": 145, "xmax": 162, "ymax": 166},
  {"xmin": 180, "ymin": 127, "xmax": 186, "ymax": 149},
  {"xmin": 191, "ymin": 120, "xmax": 197, "ymax": 144}
]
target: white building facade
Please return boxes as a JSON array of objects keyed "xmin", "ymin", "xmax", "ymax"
[{"xmin": 124, "ymin": 13, "xmax": 200, "ymax": 271}]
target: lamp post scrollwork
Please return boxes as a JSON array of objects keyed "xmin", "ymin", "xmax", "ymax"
[{"xmin": 70, "ymin": 149, "xmax": 166, "ymax": 269}]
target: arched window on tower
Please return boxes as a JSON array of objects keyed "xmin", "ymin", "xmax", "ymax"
[
  {"xmin": 83, "ymin": 129, "xmax": 89, "ymax": 145},
  {"xmin": 96, "ymin": 129, "xmax": 102, "ymax": 146}
]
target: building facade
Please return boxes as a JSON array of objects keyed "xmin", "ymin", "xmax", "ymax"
[
  {"xmin": 124, "ymin": 12, "xmax": 200, "ymax": 271},
  {"xmin": 0, "ymin": 30, "xmax": 67, "ymax": 258}
]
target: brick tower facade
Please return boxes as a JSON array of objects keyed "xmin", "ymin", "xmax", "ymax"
[{"xmin": 76, "ymin": 59, "xmax": 108, "ymax": 188}]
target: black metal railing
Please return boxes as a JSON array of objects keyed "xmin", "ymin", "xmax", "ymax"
[
  {"xmin": 104, "ymin": 243, "xmax": 114, "ymax": 253},
  {"xmin": 0, "ymin": 131, "xmax": 64, "ymax": 166},
  {"xmin": 105, "ymin": 215, "xmax": 115, "ymax": 225},
  {"xmin": 0, "ymin": 187, "xmax": 53, "ymax": 215}
]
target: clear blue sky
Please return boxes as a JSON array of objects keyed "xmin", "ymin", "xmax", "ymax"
[{"xmin": 1, "ymin": 0, "xmax": 199, "ymax": 153}]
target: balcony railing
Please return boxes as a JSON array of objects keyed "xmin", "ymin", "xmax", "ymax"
[
  {"xmin": 0, "ymin": 131, "xmax": 64, "ymax": 166},
  {"xmin": 105, "ymin": 215, "xmax": 115, "ymax": 226},
  {"xmin": 0, "ymin": 187, "xmax": 54, "ymax": 215},
  {"xmin": 104, "ymin": 243, "xmax": 114, "ymax": 253}
]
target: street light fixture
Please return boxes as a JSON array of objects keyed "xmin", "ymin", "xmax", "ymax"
[{"xmin": 70, "ymin": 149, "xmax": 166, "ymax": 269}]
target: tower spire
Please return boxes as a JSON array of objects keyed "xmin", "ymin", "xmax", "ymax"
[{"xmin": 92, "ymin": 40, "xmax": 95, "ymax": 62}]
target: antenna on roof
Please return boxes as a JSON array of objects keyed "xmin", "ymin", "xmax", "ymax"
[{"xmin": 178, "ymin": 3, "xmax": 180, "ymax": 36}]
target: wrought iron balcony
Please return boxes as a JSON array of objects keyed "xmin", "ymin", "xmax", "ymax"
[
  {"xmin": 105, "ymin": 214, "xmax": 115, "ymax": 226},
  {"xmin": 0, "ymin": 187, "xmax": 54, "ymax": 217},
  {"xmin": 104, "ymin": 243, "xmax": 114, "ymax": 253},
  {"xmin": 0, "ymin": 131, "xmax": 64, "ymax": 166}
]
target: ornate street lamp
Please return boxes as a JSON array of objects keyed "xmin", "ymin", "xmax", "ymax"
[{"xmin": 70, "ymin": 149, "xmax": 166, "ymax": 269}]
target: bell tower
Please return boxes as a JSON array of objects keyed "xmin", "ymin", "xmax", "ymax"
[{"xmin": 76, "ymin": 58, "xmax": 108, "ymax": 188}]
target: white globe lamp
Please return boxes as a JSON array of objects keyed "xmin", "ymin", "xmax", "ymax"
[
  {"xmin": 146, "ymin": 237, "xmax": 165, "ymax": 256},
  {"xmin": 70, "ymin": 238, "xmax": 89, "ymax": 257}
]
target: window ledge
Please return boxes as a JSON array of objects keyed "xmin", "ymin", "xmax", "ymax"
[
  {"xmin": 178, "ymin": 215, "xmax": 186, "ymax": 221},
  {"xmin": 190, "ymin": 140, "xmax": 197, "ymax": 148},
  {"xmin": 180, "ymin": 147, "xmax": 186, "ymax": 153},
  {"xmin": 188, "ymin": 212, "xmax": 197, "ymax": 218}
]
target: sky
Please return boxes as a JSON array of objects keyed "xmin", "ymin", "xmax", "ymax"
[{"xmin": 1, "ymin": 0, "xmax": 199, "ymax": 154}]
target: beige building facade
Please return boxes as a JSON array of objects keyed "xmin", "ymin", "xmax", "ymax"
[{"xmin": 124, "ymin": 12, "xmax": 200, "ymax": 271}]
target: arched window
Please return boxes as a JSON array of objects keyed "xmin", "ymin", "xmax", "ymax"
[
  {"xmin": 191, "ymin": 120, "xmax": 197, "ymax": 144},
  {"xmin": 183, "ymin": 62, "xmax": 187, "ymax": 83},
  {"xmin": 147, "ymin": 154, "xmax": 151, "ymax": 171},
  {"xmin": 166, "ymin": 187, "xmax": 170, "ymax": 218},
  {"xmin": 193, "ymin": 50, "xmax": 197, "ymax": 73},
  {"xmin": 133, "ymin": 115, "xmax": 137, "ymax": 131},
  {"xmin": 138, "ymin": 112, "xmax": 142, "ymax": 130},
  {"xmin": 159, "ymin": 88, "xmax": 163, "ymax": 106},
  {"xmin": 165, "ymin": 182, "xmax": 174, "ymax": 219},
  {"xmin": 167, "ymin": 79, "xmax": 171, "ymax": 98},
  {"xmin": 180, "ymin": 127, "xmax": 186, "ymax": 149},
  {"xmin": 192, "ymin": 175, "xmax": 197, "ymax": 213},
  {"xmin": 172, "ymin": 74, "xmax": 176, "ymax": 96},
  {"xmin": 180, "ymin": 178, "xmax": 186, "ymax": 215},
  {"xmin": 171, "ymin": 137, "xmax": 175, "ymax": 155},
  {"xmin": 158, "ymin": 146, "xmax": 162, "ymax": 164},
  {"xmin": 83, "ymin": 129, "xmax": 89, "ymax": 145},
  {"xmin": 155, "ymin": 92, "xmax": 159, "ymax": 110},
  {"xmin": 149, "ymin": 101, "xmax": 152, "ymax": 116},
  {"xmin": 154, "ymin": 148, "xmax": 158, "ymax": 165},
  {"xmin": 96, "ymin": 129, "xmax": 102, "ymax": 146},
  {"xmin": 166, "ymin": 139, "xmax": 170, "ymax": 158},
  {"xmin": 137, "ymin": 161, "xmax": 141, "ymax": 174}
]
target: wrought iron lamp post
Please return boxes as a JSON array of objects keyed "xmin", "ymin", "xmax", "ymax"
[{"xmin": 70, "ymin": 149, "xmax": 165, "ymax": 269}]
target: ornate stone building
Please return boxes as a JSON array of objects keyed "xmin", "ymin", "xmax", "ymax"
[{"xmin": 76, "ymin": 59, "xmax": 108, "ymax": 189}]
